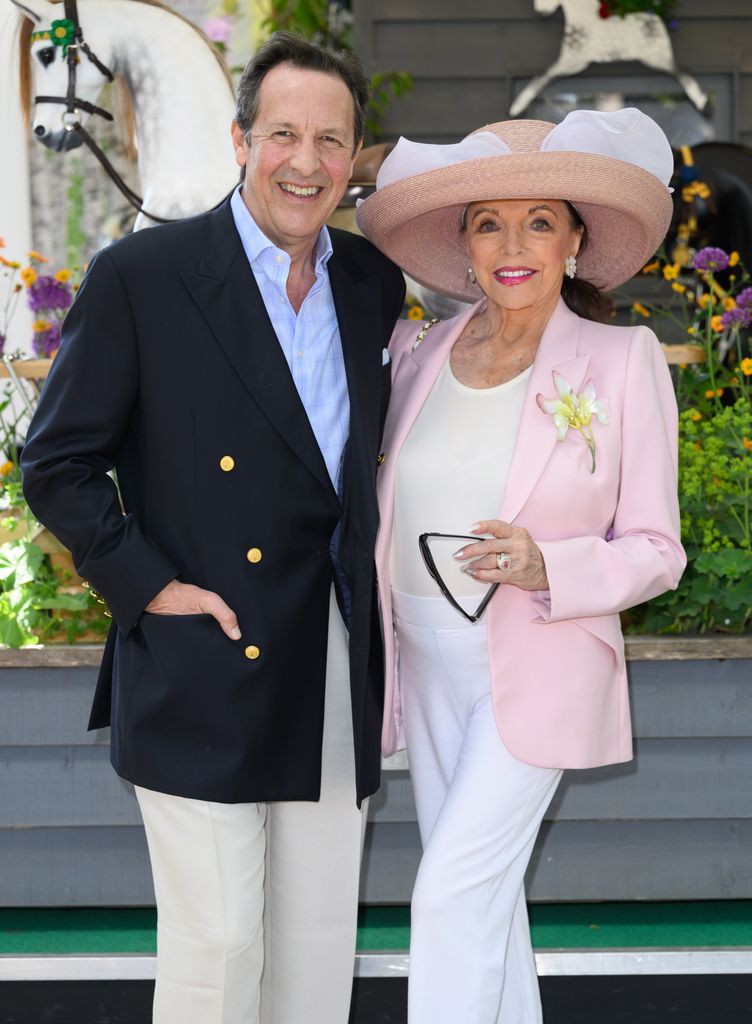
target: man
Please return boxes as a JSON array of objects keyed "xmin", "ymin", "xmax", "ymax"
[{"xmin": 22, "ymin": 32, "xmax": 404, "ymax": 1024}]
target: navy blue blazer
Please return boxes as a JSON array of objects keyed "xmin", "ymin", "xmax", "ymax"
[{"xmin": 21, "ymin": 198, "xmax": 405, "ymax": 804}]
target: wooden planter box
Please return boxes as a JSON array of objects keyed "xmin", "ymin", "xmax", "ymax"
[{"xmin": 0, "ymin": 637, "xmax": 750, "ymax": 906}]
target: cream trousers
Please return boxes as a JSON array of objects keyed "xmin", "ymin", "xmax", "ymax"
[
  {"xmin": 393, "ymin": 589, "xmax": 562, "ymax": 1024},
  {"xmin": 135, "ymin": 588, "xmax": 365, "ymax": 1024}
]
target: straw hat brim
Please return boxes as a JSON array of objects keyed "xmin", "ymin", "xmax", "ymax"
[{"xmin": 356, "ymin": 150, "xmax": 673, "ymax": 299}]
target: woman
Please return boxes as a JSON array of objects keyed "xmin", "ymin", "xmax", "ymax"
[{"xmin": 357, "ymin": 108, "xmax": 686, "ymax": 1023}]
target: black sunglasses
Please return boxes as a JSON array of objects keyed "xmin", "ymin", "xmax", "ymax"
[{"xmin": 418, "ymin": 532, "xmax": 499, "ymax": 623}]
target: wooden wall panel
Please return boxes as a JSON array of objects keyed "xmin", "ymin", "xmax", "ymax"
[{"xmin": 354, "ymin": 0, "xmax": 752, "ymax": 142}]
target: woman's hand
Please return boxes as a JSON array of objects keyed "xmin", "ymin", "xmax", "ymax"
[{"xmin": 454, "ymin": 520, "xmax": 549, "ymax": 591}]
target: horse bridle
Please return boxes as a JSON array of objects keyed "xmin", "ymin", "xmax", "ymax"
[{"xmin": 31, "ymin": 0, "xmax": 176, "ymax": 223}]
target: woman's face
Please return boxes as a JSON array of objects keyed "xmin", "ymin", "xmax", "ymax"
[{"xmin": 464, "ymin": 198, "xmax": 583, "ymax": 316}]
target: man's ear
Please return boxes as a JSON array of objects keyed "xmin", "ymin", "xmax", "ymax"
[{"xmin": 230, "ymin": 121, "xmax": 248, "ymax": 169}]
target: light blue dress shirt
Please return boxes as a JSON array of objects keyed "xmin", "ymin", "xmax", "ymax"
[{"xmin": 230, "ymin": 187, "xmax": 349, "ymax": 490}]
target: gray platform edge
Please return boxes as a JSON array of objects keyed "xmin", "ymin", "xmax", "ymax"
[
  {"xmin": 2, "ymin": 949, "xmax": 752, "ymax": 982},
  {"xmin": 1, "ymin": 656, "xmax": 752, "ymax": 904}
]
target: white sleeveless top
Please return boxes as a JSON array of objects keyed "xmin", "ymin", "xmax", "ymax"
[{"xmin": 390, "ymin": 357, "xmax": 531, "ymax": 598}]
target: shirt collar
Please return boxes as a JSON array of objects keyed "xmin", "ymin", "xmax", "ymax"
[{"xmin": 230, "ymin": 185, "xmax": 333, "ymax": 275}]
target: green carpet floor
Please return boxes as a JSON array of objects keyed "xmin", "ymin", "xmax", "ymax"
[{"xmin": 2, "ymin": 903, "xmax": 752, "ymax": 955}]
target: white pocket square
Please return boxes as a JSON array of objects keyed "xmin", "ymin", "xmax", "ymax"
[{"xmin": 382, "ymin": 348, "xmax": 391, "ymax": 366}]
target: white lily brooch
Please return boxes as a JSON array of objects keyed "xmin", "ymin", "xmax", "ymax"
[{"xmin": 536, "ymin": 372, "xmax": 609, "ymax": 473}]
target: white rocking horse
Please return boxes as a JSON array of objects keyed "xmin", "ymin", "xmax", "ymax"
[
  {"xmin": 510, "ymin": 0, "xmax": 708, "ymax": 118},
  {"xmin": 11, "ymin": 0, "xmax": 238, "ymax": 228}
]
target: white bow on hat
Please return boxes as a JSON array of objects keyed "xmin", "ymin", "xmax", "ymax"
[{"xmin": 375, "ymin": 108, "xmax": 673, "ymax": 192}]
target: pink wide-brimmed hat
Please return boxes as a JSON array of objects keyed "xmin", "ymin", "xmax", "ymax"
[{"xmin": 356, "ymin": 108, "xmax": 674, "ymax": 300}]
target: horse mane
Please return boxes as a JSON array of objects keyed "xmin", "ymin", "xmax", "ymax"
[{"xmin": 16, "ymin": 0, "xmax": 234, "ymax": 136}]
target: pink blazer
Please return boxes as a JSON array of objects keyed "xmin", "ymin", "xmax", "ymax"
[{"xmin": 375, "ymin": 298, "xmax": 686, "ymax": 770}]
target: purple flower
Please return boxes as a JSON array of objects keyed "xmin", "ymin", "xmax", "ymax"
[
  {"xmin": 693, "ymin": 247, "xmax": 730, "ymax": 273},
  {"xmin": 204, "ymin": 16, "xmax": 232, "ymax": 45},
  {"xmin": 32, "ymin": 322, "xmax": 61, "ymax": 358},
  {"xmin": 720, "ymin": 307, "xmax": 752, "ymax": 331},
  {"xmin": 26, "ymin": 274, "xmax": 72, "ymax": 315},
  {"xmin": 736, "ymin": 286, "xmax": 752, "ymax": 309}
]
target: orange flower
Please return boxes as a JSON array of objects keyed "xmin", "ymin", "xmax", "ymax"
[
  {"xmin": 0, "ymin": 237, "xmax": 5, "ymax": 248},
  {"xmin": 722, "ymin": 296, "xmax": 736, "ymax": 311},
  {"xmin": 743, "ymin": 438, "xmax": 752, "ymax": 452},
  {"xmin": 740, "ymin": 358, "xmax": 752, "ymax": 376},
  {"xmin": 697, "ymin": 294, "xmax": 712, "ymax": 310},
  {"xmin": 691, "ymin": 411, "xmax": 702, "ymax": 422},
  {"xmin": 0, "ymin": 461, "xmax": 14, "ymax": 478},
  {"xmin": 632, "ymin": 302, "xmax": 651, "ymax": 317},
  {"xmin": 0, "ymin": 256, "xmax": 20, "ymax": 269},
  {"xmin": 20, "ymin": 266, "xmax": 37, "ymax": 287},
  {"xmin": 407, "ymin": 305, "xmax": 425, "ymax": 321},
  {"xmin": 641, "ymin": 260, "xmax": 660, "ymax": 274},
  {"xmin": 27, "ymin": 250, "xmax": 48, "ymax": 263},
  {"xmin": 710, "ymin": 315, "xmax": 724, "ymax": 332},
  {"xmin": 705, "ymin": 388, "xmax": 723, "ymax": 398},
  {"xmin": 729, "ymin": 251, "xmax": 740, "ymax": 267},
  {"xmin": 32, "ymin": 319, "xmax": 52, "ymax": 332}
]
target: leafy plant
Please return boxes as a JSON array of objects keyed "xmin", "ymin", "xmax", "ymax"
[
  {"xmin": 626, "ymin": 244, "xmax": 752, "ymax": 633},
  {"xmin": 261, "ymin": 0, "xmax": 413, "ymax": 138},
  {"xmin": 0, "ymin": 449, "xmax": 109, "ymax": 647}
]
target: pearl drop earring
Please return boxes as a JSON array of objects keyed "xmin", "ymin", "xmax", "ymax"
[
  {"xmin": 565, "ymin": 256, "xmax": 577, "ymax": 279},
  {"xmin": 467, "ymin": 267, "xmax": 477, "ymax": 284}
]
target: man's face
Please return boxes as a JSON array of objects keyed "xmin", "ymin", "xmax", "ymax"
[{"xmin": 231, "ymin": 63, "xmax": 361, "ymax": 254}]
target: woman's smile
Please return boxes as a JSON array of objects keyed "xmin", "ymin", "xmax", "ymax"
[{"xmin": 492, "ymin": 266, "xmax": 538, "ymax": 286}]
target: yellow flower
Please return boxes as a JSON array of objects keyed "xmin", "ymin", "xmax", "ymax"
[
  {"xmin": 641, "ymin": 261, "xmax": 660, "ymax": 274},
  {"xmin": 663, "ymin": 263, "xmax": 680, "ymax": 281},
  {"xmin": 54, "ymin": 268, "xmax": 72, "ymax": 283},
  {"xmin": 0, "ymin": 256, "xmax": 20, "ymax": 269},
  {"xmin": 730, "ymin": 376, "xmax": 740, "ymax": 386},
  {"xmin": 698, "ymin": 294, "xmax": 712, "ymax": 310},
  {"xmin": 20, "ymin": 266, "xmax": 37, "ymax": 287},
  {"xmin": 32, "ymin": 319, "xmax": 52, "ymax": 332},
  {"xmin": 705, "ymin": 388, "xmax": 723, "ymax": 398},
  {"xmin": 407, "ymin": 305, "xmax": 425, "ymax": 321},
  {"xmin": 671, "ymin": 282, "xmax": 686, "ymax": 294},
  {"xmin": 740, "ymin": 357, "xmax": 752, "ymax": 376},
  {"xmin": 722, "ymin": 297, "xmax": 736, "ymax": 311},
  {"xmin": 632, "ymin": 302, "xmax": 651, "ymax": 317},
  {"xmin": 27, "ymin": 250, "xmax": 48, "ymax": 263},
  {"xmin": 686, "ymin": 291, "xmax": 695, "ymax": 303},
  {"xmin": 691, "ymin": 411, "xmax": 702, "ymax": 422},
  {"xmin": 729, "ymin": 251, "xmax": 740, "ymax": 267},
  {"xmin": 0, "ymin": 461, "xmax": 14, "ymax": 477},
  {"xmin": 686, "ymin": 326, "xmax": 697, "ymax": 336},
  {"xmin": 711, "ymin": 315, "xmax": 724, "ymax": 333}
]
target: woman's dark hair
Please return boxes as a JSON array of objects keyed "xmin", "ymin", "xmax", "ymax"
[
  {"xmin": 234, "ymin": 31, "xmax": 369, "ymax": 154},
  {"xmin": 561, "ymin": 203, "xmax": 613, "ymax": 323}
]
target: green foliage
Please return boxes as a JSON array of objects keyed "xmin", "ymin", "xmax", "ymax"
[
  {"xmin": 604, "ymin": 0, "xmax": 678, "ymax": 21},
  {"xmin": 628, "ymin": 401, "xmax": 752, "ymax": 634},
  {"xmin": 0, "ymin": 454, "xmax": 110, "ymax": 647},
  {"xmin": 260, "ymin": 0, "xmax": 413, "ymax": 139}
]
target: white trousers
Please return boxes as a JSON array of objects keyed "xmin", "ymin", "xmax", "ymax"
[
  {"xmin": 135, "ymin": 588, "xmax": 366, "ymax": 1024},
  {"xmin": 393, "ymin": 590, "xmax": 562, "ymax": 1024}
]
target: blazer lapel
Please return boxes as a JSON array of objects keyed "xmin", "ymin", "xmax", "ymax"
[
  {"xmin": 376, "ymin": 302, "xmax": 481, "ymax": 567},
  {"xmin": 327, "ymin": 247, "xmax": 383, "ymax": 468},
  {"xmin": 500, "ymin": 299, "xmax": 589, "ymax": 524},
  {"xmin": 182, "ymin": 201, "xmax": 335, "ymax": 499}
]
